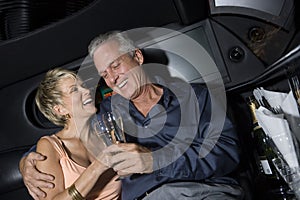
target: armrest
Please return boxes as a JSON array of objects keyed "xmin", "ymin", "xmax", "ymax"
[{"xmin": 0, "ymin": 146, "xmax": 30, "ymax": 194}]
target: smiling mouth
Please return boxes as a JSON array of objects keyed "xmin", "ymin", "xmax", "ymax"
[
  {"xmin": 117, "ymin": 78, "xmax": 128, "ymax": 89},
  {"xmin": 83, "ymin": 98, "xmax": 93, "ymax": 105}
]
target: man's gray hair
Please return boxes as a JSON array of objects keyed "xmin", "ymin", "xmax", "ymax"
[{"xmin": 88, "ymin": 31, "xmax": 137, "ymax": 58}]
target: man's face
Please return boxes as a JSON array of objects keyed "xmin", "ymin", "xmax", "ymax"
[{"xmin": 93, "ymin": 40, "xmax": 145, "ymax": 99}]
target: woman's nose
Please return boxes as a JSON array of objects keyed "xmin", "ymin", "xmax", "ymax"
[{"xmin": 81, "ymin": 86, "xmax": 90, "ymax": 94}]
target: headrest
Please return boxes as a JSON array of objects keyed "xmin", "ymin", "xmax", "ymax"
[
  {"xmin": 26, "ymin": 88, "xmax": 60, "ymax": 130},
  {"xmin": 141, "ymin": 48, "xmax": 203, "ymax": 83}
]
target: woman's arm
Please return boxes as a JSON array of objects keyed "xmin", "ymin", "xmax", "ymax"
[{"xmin": 36, "ymin": 138, "xmax": 109, "ymax": 200}]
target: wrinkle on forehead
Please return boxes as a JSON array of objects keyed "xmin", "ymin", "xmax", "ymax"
[{"xmin": 93, "ymin": 40, "xmax": 123, "ymax": 72}]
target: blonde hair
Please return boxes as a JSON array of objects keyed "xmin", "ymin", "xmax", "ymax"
[{"xmin": 35, "ymin": 68, "xmax": 77, "ymax": 127}]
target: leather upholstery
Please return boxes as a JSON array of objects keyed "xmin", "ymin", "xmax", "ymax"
[{"xmin": 0, "ymin": 147, "xmax": 32, "ymax": 200}]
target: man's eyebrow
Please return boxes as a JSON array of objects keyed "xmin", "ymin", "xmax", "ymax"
[
  {"xmin": 98, "ymin": 66, "xmax": 107, "ymax": 74},
  {"xmin": 99, "ymin": 59, "xmax": 118, "ymax": 74},
  {"xmin": 99, "ymin": 69, "xmax": 107, "ymax": 74},
  {"xmin": 108, "ymin": 58, "xmax": 118, "ymax": 67}
]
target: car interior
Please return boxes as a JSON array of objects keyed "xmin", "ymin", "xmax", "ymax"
[{"xmin": 0, "ymin": 0, "xmax": 300, "ymax": 199}]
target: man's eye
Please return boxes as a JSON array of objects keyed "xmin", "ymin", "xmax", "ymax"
[
  {"xmin": 102, "ymin": 73, "xmax": 108, "ymax": 79},
  {"xmin": 111, "ymin": 62, "xmax": 120, "ymax": 70}
]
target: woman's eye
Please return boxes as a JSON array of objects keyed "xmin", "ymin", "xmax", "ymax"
[
  {"xmin": 81, "ymin": 83, "xmax": 87, "ymax": 88},
  {"xmin": 70, "ymin": 87, "xmax": 78, "ymax": 92}
]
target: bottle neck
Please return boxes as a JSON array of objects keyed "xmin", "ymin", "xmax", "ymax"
[{"xmin": 248, "ymin": 97, "xmax": 259, "ymax": 124}]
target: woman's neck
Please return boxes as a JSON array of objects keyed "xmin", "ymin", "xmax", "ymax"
[{"xmin": 57, "ymin": 118, "xmax": 90, "ymax": 139}]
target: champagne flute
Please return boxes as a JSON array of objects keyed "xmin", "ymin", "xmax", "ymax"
[
  {"xmin": 80, "ymin": 117, "xmax": 113, "ymax": 162},
  {"xmin": 92, "ymin": 118, "xmax": 113, "ymax": 147},
  {"xmin": 82, "ymin": 112, "xmax": 127, "ymax": 180},
  {"xmin": 102, "ymin": 110, "xmax": 126, "ymax": 144},
  {"xmin": 289, "ymin": 75, "xmax": 300, "ymax": 106},
  {"xmin": 102, "ymin": 110, "xmax": 130, "ymax": 180}
]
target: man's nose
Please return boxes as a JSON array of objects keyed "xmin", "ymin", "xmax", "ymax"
[{"xmin": 107, "ymin": 68, "xmax": 118, "ymax": 84}]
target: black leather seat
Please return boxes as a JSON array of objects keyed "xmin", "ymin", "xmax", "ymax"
[
  {"xmin": 0, "ymin": 146, "xmax": 32, "ymax": 200},
  {"xmin": 0, "ymin": 48, "xmax": 254, "ymax": 200}
]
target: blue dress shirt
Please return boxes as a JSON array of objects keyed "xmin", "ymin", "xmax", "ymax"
[{"xmin": 99, "ymin": 76, "xmax": 241, "ymax": 200}]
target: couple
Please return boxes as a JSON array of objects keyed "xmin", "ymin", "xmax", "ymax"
[{"xmin": 19, "ymin": 31, "xmax": 244, "ymax": 200}]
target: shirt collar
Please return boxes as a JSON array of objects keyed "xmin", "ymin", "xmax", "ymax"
[{"xmin": 153, "ymin": 75, "xmax": 174, "ymax": 108}]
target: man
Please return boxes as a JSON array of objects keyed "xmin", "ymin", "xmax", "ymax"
[{"xmin": 20, "ymin": 31, "xmax": 243, "ymax": 199}]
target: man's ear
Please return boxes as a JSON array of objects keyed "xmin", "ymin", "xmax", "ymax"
[
  {"xmin": 53, "ymin": 104, "xmax": 68, "ymax": 116},
  {"xmin": 134, "ymin": 49, "xmax": 144, "ymax": 65}
]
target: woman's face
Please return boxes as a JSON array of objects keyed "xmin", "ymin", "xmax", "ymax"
[{"xmin": 58, "ymin": 77, "xmax": 96, "ymax": 121}]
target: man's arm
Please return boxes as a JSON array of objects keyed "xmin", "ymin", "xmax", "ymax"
[
  {"xmin": 152, "ymin": 86, "xmax": 240, "ymax": 179},
  {"xmin": 152, "ymin": 86, "xmax": 241, "ymax": 180},
  {"xmin": 19, "ymin": 147, "xmax": 55, "ymax": 199}
]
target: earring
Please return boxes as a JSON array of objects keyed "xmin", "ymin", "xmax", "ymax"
[{"xmin": 65, "ymin": 113, "xmax": 71, "ymax": 120}]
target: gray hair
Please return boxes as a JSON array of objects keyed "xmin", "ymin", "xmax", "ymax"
[
  {"xmin": 88, "ymin": 31, "xmax": 137, "ymax": 58},
  {"xmin": 35, "ymin": 68, "xmax": 77, "ymax": 127}
]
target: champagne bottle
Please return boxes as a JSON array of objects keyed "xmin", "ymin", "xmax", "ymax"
[{"xmin": 247, "ymin": 95, "xmax": 295, "ymax": 200}]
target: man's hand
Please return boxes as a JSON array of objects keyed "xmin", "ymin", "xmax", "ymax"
[
  {"xmin": 19, "ymin": 152, "xmax": 55, "ymax": 200},
  {"xmin": 103, "ymin": 143, "xmax": 153, "ymax": 176}
]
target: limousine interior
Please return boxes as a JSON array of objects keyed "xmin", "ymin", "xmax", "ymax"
[{"xmin": 0, "ymin": 0, "xmax": 300, "ymax": 199}]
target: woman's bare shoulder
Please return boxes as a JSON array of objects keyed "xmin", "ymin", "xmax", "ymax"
[{"xmin": 36, "ymin": 136, "xmax": 58, "ymax": 158}]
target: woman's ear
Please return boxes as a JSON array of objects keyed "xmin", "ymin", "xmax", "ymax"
[
  {"xmin": 53, "ymin": 104, "xmax": 68, "ymax": 116},
  {"xmin": 134, "ymin": 49, "xmax": 144, "ymax": 65}
]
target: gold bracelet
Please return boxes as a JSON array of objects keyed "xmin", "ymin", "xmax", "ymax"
[{"xmin": 68, "ymin": 184, "xmax": 85, "ymax": 200}]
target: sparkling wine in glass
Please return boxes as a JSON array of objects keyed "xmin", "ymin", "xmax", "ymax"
[
  {"xmin": 102, "ymin": 110, "xmax": 126, "ymax": 144},
  {"xmin": 102, "ymin": 110, "xmax": 129, "ymax": 180},
  {"xmin": 92, "ymin": 118, "xmax": 113, "ymax": 147}
]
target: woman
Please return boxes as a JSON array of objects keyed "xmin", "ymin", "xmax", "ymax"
[{"xmin": 34, "ymin": 68, "xmax": 121, "ymax": 200}]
